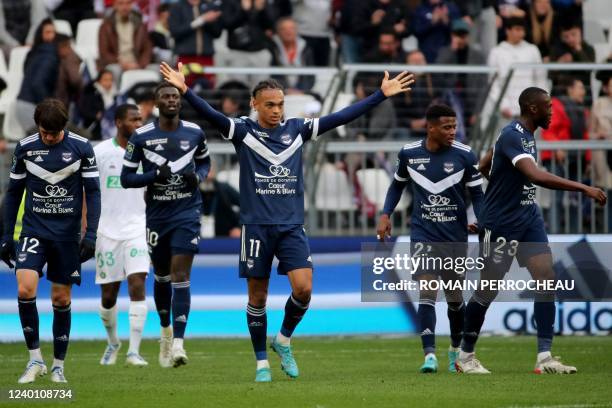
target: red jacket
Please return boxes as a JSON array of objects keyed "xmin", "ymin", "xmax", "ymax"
[{"xmin": 541, "ymin": 97, "xmax": 590, "ymax": 162}]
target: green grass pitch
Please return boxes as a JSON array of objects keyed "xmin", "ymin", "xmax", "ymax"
[{"xmin": 1, "ymin": 336, "xmax": 611, "ymax": 407}]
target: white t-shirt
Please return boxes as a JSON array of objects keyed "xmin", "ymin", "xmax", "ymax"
[{"xmin": 94, "ymin": 138, "xmax": 146, "ymax": 240}]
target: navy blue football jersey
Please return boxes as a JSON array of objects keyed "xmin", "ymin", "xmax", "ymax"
[
  {"xmin": 394, "ymin": 140, "xmax": 483, "ymax": 242},
  {"xmin": 479, "ymin": 120, "xmax": 542, "ymax": 231},
  {"xmin": 122, "ymin": 120, "xmax": 209, "ymax": 224},
  {"xmin": 221, "ymin": 116, "xmax": 319, "ymax": 224},
  {"xmin": 8, "ymin": 131, "xmax": 100, "ymax": 241}
]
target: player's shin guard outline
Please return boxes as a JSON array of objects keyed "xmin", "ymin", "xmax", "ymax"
[
  {"xmin": 280, "ymin": 293, "xmax": 310, "ymax": 338},
  {"xmin": 18, "ymin": 297, "xmax": 40, "ymax": 350},
  {"xmin": 153, "ymin": 274, "xmax": 172, "ymax": 328},
  {"xmin": 52, "ymin": 303, "xmax": 71, "ymax": 361},
  {"xmin": 171, "ymin": 281, "xmax": 190, "ymax": 339},
  {"xmin": 247, "ymin": 304, "xmax": 268, "ymax": 361},
  {"xmin": 418, "ymin": 299, "xmax": 436, "ymax": 355}
]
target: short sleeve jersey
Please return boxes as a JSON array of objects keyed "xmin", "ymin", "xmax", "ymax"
[
  {"xmin": 9, "ymin": 131, "xmax": 99, "ymax": 241},
  {"xmin": 478, "ymin": 120, "xmax": 542, "ymax": 231},
  {"xmin": 221, "ymin": 115, "xmax": 320, "ymax": 225},
  {"xmin": 123, "ymin": 120, "xmax": 209, "ymax": 225},
  {"xmin": 395, "ymin": 140, "xmax": 482, "ymax": 242},
  {"xmin": 95, "ymin": 138, "xmax": 146, "ymax": 240}
]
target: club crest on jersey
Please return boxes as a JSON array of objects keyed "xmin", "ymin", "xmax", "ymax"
[
  {"xmin": 17, "ymin": 252, "xmax": 27, "ymax": 262},
  {"xmin": 246, "ymin": 258, "xmax": 255, "ymax": 269},
  {"xmin": 180, "ymin": 140, "xmax": 190, "ymax": 151},
  {"xmin": 61, "ymin": 152, "xmax": 72, "ymax": 162},
  {"xmin": 280, "ymin": 134, "xmax": 292, "ymax": 145},
  {"xmin": 443, "ymin": 162, "xmax": 454, "ymax": 174}
]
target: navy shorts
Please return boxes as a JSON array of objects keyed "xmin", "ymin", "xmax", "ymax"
[
  {"xmin": 147, "ymin": 220, "xmax": 200, "ymax": 269},
  {"xmin": 15, "ymin": 236, "xmax": 81, "ymax": 286},
  {"xmin": 480, "ymin": 219, "xmax": 551, "ymax": 277},
  {"xmin": 239, "ymin": 224, "xmax": 313, "ymax": 279},
  {"xmin": 410, "ymin": 241, "xmax": 467, "ymax": 281}
]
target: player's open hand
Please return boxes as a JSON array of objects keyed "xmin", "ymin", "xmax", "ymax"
[
  {"xmin": 0, "ymin": 240, "xmax": 15, "ymax": 269},
  {"xmin": 468, "ymin": 223, "xmax": 479, "ymax": 233},
  {"xmin": 160, "ymin": 62, "xmax": 188, "ymax": 94},
  {"xmin": 376, "ymin": 214, "xmax": 392, "ymax": 242},
  {"xmin": 584, "ymin": 186, "xmax": 607, "ymax": 206},
  {"xmin": 380, "ymin": 71, "xmax": 415, "ymax": 97}
]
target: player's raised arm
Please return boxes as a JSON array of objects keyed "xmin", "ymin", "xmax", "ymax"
[
  {"xmin": 317, "ymin": 71, "xmax": 415, "ymax": 136},
  {"xmin": 514, "ymin": 157, "xmax": 607, "ymax": 205},
  {"xmin": 160, "ymin": 62, "xmax": 232, "ymax": 136},
  {"xmin": 0, "ymin": 145, "xmax": 27, "ymax": 268}
]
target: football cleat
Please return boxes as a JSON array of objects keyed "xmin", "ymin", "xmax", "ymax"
[
  {"xmin": 456, "ymin": 354, "xmax": 491, "ymax": 374},
  {"xmin": 255, "ymin": 367, "xmax": 272, "ymax": 383},
  {"xmin": 534, "ymin": 355, "xmax": 577, "ymax": 374},
  {"xmin": 271, "ymin": 339, "xmax": 299, "ymax": 378},
  {"xmin": 100, "ymin": 342, "xmax": 121, "ymax": 365},
  {"xmin": 50, "ymin": 366, "xmax": 67, "ymax": 383},
  {"xmin": 17, "ymin": 360, "xmax": 47, "ymax": 384},
  {"xmin": 159, "ymin": 334, "xmax": 173, "ymax": 368},
  {"xmin": 171, "ymin": 346, "xmax": 188, "ymax": 367},
  {"xmin": 419, "ymin": 353, "xmax": 438, "ymax": 373},
  {"xmin": 126, "ymin": 352, "xmax": 148, "ymax": 367}
]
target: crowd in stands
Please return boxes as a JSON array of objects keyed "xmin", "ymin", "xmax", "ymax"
[{"xmin": 0, "ymin": 0, "xmax": 611, "ymax": 232}]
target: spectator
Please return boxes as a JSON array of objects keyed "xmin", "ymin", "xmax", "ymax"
[
  {"xmin": 220, "ymin": 0, "xmax": 275, "ymax": 85},
  {"xmin": 168, "ymin": 0, "xmax": 223, "ymax": 87},
  {"xmin": 200, "ymin": 166, "xmax": 241, "ymax": 238},
  {"xmin": 78, "ymin": 69, "xmax": 117, "ymax": 139},
  {"xmin": 454, "ymin": 0, "xmax": 497, "ymax": 59},
  {"xmin": 292, "ymin": 0, "xmax": 333, "ymax": 67},
  {"xmin": 224, "ymin": 0, "xmax": 274, "ymax": 52},
  {"xmin": 149, "ymin": 3, "xmax": 174, "ymax": 63},
  {"xmin": 15, "ymin": 18, "xmax": 59, "ymax": 133},
  {"xmin": 525, "ymin": 0, "xmax": 560, "ymax": 61},
  {"xmin": 541, "ymin": 77, "xmax": 590, "ymax": 232},
  {"xmin": 364, "ymin": 30, "xmax": 407, "ymax": 63},
  {"xmin": 335, "ymin": 0, "xmax": 364, "ymax": 63},
  {"xmin": 354, "ymin": 0, "xmax": 410, "ymax": 55},
  {"xmin": 551, "ymin": 0, "xmax": 582, "ymax": 28},
  {"xmin": 54, "ymin": 34, "xmax": 83, "ymax": 109},
  {"xmin": 590, "ymin": 76, "xmax": 612, "ymax": 230},
  {"xmin": 98, "ymin": 0, "xmax": 153, "ymax": 81},
  {"xmin": 412, "ymin": 0, "xmax": 460, "ymax": 63},
  {"xmin": 47, "ymin": 0, "xmax": 96, "ymax": 35},
  {"xmin": 485, "ymin": 17, "xmax": 546, "ymax": 120},
  {"xmin": 270, "ymin": 17, "xmax": 315, "ymax": 93},
  {"xmin": 549, "ymin": 18, "xmax": 595, "ymax": 101},
  {"xmin": 395, "ymin": 50, "xmax": 437, "ymax": 137},
  {"xmin": 436, "ymin": 19, "xmax": 487, "ymax": 130},
  {"xmin": 0, "ymin": 0, "xmax": 48, "ymax": 57},
  {"xmin": 135, "ymin": 89, "xmax": 157, "ymax": 124},
  {"xmin": 346, "ymin": 74, "xmax": 398, "ymax": 140}
]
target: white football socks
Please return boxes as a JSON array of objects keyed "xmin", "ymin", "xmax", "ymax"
[
  {"xmin": 99, "ymin": 304, "xmax": 119, "ymax": 346},
  {"xmin": 275, "ymin": 332, "xmax": 291, "ymax": 346},
  {"xmin": 128, "ymin": 301, "xmax": 147, "ymax": 355},
  {"xmin": 256, "ymin": 360, "xmax": 270, "ymax": 370},
  {"xmin": 29, "ymin": 348, "xmax": 43, "ymax": 362}
]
